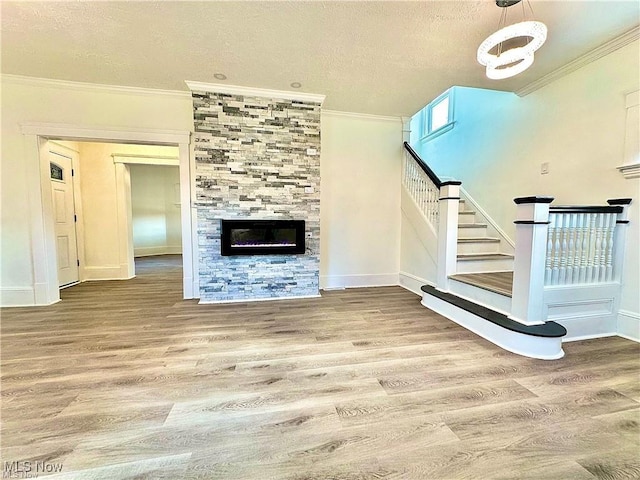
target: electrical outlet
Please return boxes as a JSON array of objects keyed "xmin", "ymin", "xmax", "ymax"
[{"xmin": 541, "ymin": 162, "xmax": 550, "ymax": 175}]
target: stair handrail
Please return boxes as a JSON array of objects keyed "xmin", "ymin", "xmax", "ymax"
[
  {"xmin": 403, "ymin": 142, "xmax": 461, "ymax": 188},
  {"xmin": 549, "ymin": 205, "xmax": 623, "ymax": 214}
]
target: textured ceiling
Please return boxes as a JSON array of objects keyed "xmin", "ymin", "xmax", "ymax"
[{"xmin": 1, "ymin": 1, "xmax": 638, "ymax": 116}]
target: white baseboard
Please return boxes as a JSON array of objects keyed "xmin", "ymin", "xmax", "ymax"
[
  {"xmin": 134, "ymin": 245, "xmax": 182, "ymax": 257},
  {"xmin": 617, "ymin": 309, "xmax": 640, "ymax": 342},
  {"xmin": 398, "ymin": 272, "xmax": 433, "ymax": 296},
  {"xmin": 562, "ymin": 332, "xmax": 618, "ymax": 343},
  {"xmin": 83, "ymin": 266, "xmax": 135, "ymax": 281},
  {"xmin": 1, "ymin": 287, "xmax": 35, "ymax": 307},
  {"xmin": 320, "ymin": 273, "xmax": 399, "ymax": 290}
]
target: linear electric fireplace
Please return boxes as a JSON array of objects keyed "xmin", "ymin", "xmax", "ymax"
[{"xmin": 220, "ymin": 219, "xmax": 306, "ymax": 256}]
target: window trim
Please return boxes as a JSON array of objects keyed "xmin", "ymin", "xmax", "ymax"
[{"xmin": 421, "ymin": 88, "xmax": 455, "ymax": 142}]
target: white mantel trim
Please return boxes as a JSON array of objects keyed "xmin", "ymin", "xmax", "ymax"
[
  {"xmin": 185, "ymin": 81, "xmax": 325, "ymax": 104},
  {"xmin": 516, "ymin": 26, "xmax": 640, "ymax": 97},
  {"xmin": 617, "ymin": 163, "xmax": 640, "ymax": 179},
  {"xmin": 322, "ymin": 110, "xmax": 401, "ymax": 123}
]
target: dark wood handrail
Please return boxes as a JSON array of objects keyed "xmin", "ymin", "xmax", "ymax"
[
  {"xmin": 549, "ymin": 205, "xmax": 623, "ymax": 214},
  {"xmin": 403, "ymin": 141, "xmax": 461, "ymax": 189}
]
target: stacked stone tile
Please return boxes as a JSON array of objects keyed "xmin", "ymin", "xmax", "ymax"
[{"xmin": 192, "ymin": 91, "xmax": 321, "ymax": 302}]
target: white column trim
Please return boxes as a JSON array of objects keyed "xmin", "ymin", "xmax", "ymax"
[
  {"xmin": 185, "ymin": 81, "xmax": 325, "ymax": 104},
  {"xmin": 436, "ymin": 183, "xmax": 460, "ymax": 291},
  {"xmin": 114, "ymin": 163, "xmax": 135, "ymax": 279},
  {"xmin": 509, "ymin": 197, "xmax": 553, "ymax": 326}
]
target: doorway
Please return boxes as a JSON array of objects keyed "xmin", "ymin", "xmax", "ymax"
[
  {"xmin": 24, "ymin": 124, "xmax": 195, "ymax": 305},
  {"xmin": 129, "ymin": 164, "xmax": 182, "ymax": 259}
]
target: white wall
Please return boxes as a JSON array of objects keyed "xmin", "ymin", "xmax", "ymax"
[
  {"xmin": 130, "ymin": 164, "xmax": 182, "ymax": 257},
  {"xmin": 415, "ymin": 40, "xmax": 640, "ymax": 331},
  {"xmin": 320, "ymin": 111, "xmax": 403, "ymax": 288}
]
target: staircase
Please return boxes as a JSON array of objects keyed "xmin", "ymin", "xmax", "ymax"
[
  {"xmin": 402, "ymin": 142, "xmax": 632, "ymax": 360},
  {"xmin": 449, "ymin": 198, "xmax": 514, "ymax": 314},
  {"xmin": 455, "ymin": 199, "xmax": 514, "ymax": 273}
]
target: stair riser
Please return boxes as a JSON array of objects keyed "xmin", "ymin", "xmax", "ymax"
[
  {"xmin": 458, "ymin": 226, "xmax": 488, "ymax": 238},
  {"xmin": 457, "ymin": 242, "xmax": 500, "ymax": 255},
  {"xmin": 458, "ymin": 212, "xmax": 477, "ymax": 223},
  {"xmin": 456, "ymin": 258, "xmax": 514, "ymax": 273},
  {"xmin": 449, "ymin": 279, "xmax": 512, "ymax": 314}
]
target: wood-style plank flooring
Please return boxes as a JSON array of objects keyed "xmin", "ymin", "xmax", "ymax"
[{"xmin": 1, "ymin": 255, "xmax": 639, "ymax": 479}]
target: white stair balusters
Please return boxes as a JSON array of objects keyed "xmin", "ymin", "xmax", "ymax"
[
  {"xmin": 402, "ymin": 151, "xmax": 440, "ymax": 227},
  {"xmin": 545, "ymin": 208, "xmax": 622, "ymax": 286}
]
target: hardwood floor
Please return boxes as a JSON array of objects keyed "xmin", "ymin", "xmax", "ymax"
[{"xmin": 1, "ymin": 255, "xmax": 639, "ymax": 479}]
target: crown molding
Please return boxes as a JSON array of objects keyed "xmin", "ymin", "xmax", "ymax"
[
  {"xmin": 322, "ymin": 109, "xmax": 401, "ymax": 122},
  {"xmin": 185, "ymin": 81, "xmax": 325, "ymax": 104},
  {"xmin": 1, "ymin": 74, "xmax": 191, "ymax": 99},
  {"xmin": 516, "ymin": 26, "xmax": 640, "ymax": 97}
]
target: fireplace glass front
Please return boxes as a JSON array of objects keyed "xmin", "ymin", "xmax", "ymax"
[{"xmin": 221, "ymin": 219, "xmax": 305, "ymax": 256}]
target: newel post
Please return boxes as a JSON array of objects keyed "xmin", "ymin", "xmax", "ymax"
[
  {"xmin": 607, "ymin": 198, "xmax": 632, "ymax": 282},
  {"xmin": 436, "ymin": 181, "xmax": 462, "ymax": 291},
  {"xmin": 510, "ymin": 196, "xmax": 554, "ymax": 326}
]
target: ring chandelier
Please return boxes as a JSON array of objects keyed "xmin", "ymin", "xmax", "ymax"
[{"xmin": 477, "ymin": 0, "xmax": 547, "ymax": 80}]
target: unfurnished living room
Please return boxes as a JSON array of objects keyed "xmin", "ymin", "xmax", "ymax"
[{"xmin": 1, "ymin": 1, "xmax": 639, "ymax": 479}]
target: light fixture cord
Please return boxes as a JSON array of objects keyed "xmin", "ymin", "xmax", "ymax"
[
  {"xmin": 527, "ymin": 0, "xmax": 536, "ymax": 17},
  {"xmin": 497, "ymin": 6, "xmax": 508, "ymax": 57}
]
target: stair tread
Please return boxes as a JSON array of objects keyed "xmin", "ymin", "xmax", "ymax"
[
  {"xmin": 457, "ymin": 253, "xmax": 514, "ymax": 260},
  {"xmin": 450, "ymin": 272, "xmax": 513, "ymax": 297},
  {"xmin": 458, "ymin": 223, "xmax": 487, "ymax": 228},
  {"xmin": 421, "ymin": 284, "xmax": 565, "ymax": 338},
  {"xmin": 457, "ymin": 237, "xmax": 500, "ymax": 243}
]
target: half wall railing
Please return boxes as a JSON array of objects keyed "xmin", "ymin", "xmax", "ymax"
[{"xmin": 511, "ymin": 197, "xmax": 631, "ymax": 326}]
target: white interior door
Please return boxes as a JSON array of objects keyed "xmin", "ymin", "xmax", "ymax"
[{"xmin": 50, "ymin": 152, "xmax": 79, "ymax": 287}]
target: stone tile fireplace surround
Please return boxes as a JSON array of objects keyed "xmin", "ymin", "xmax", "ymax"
[{"xmin": 190, "ymin": 86, "xmax": 322, "ymax": 302}]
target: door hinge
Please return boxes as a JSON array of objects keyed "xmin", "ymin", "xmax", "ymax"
[
  {"xmin": 74, "ymin": 214, "xmax": 77, "ymax": 222},
  {"xmin": 77, "ymin": 259, "xmax": 80, "ymax": 267},
  {"xmin": 71, "ymin": 169, "xmax": 75, "ymax": 177}
]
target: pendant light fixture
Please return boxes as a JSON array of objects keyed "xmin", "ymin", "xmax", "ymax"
[{"xmin": 477, "ymin": 0, "xmax": 547, "ymax": 80}]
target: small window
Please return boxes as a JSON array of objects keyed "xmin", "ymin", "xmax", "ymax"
[
  {"xmin": 421, "ymin": 89, "xmax": 454, "ymax": 140},
  {"xmin": 430, "ymin": 96, "xmax": 449, "ymax": 132},
  {"xmin": 50, "ymin": 162, "xmax": 63, "ymax": 181}
]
